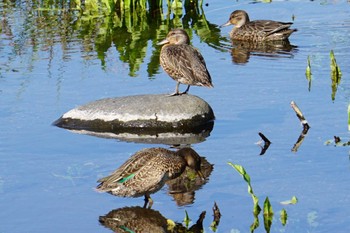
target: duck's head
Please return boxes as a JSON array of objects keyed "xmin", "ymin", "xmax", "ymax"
[
  {"xmin": 221, "ymin": 10, "xmax": 250, "ymax": 28},
  {"xmin": 177, "ymin": 147, "xmax": 204, "ymax": 179},
  {"xmin": 157, "ymin": 29, "xmax": 190, "ymax": 46}
]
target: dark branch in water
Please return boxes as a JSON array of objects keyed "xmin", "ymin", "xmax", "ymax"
[{"xmin": 258, "ymin": 132, "xmax": 271, "ymax": 155}]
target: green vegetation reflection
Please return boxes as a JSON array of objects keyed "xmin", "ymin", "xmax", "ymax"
[{"xmin": 0, "ymin": 0, "xmax": 224, "ymax": 77}]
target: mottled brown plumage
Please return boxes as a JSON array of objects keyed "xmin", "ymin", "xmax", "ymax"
[
  {"xmin": 221, "ymin": 10, "xmax": 297, "ymax": 41},
  {"xmin": 157, "ymin": 29, "xmax": 213, "ymax": 96},
  {"xmin": 96, "ymin": 147, "xmax": 203, "ymax": 208},
  {"xmin": 99, "ymin": 206, "xmax": 168, "ymax": 233}
]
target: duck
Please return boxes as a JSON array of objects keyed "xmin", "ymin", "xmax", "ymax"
[
  {"xmin": 221, "ymin": 10, "xmax": 297, "ymax": 41},
  {"xmin": 96, "ymin": 147, "xmax": 203, "ymax": 208},
  {"xmin": 157, "ymin": 29, "xmax": 213, "ymax": 96}
]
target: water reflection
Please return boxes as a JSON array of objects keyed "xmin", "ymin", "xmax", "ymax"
[
  {"xmin": 0, "ymin": 0, "xmax": 226, "ymax": 77},
  {"xmin": 166, "ymin": 156, "xmax": 213, "ymax": 206},
  {"xmin": 230, "ymin": 40, "xmax": 297, "ymax": 64},
  {"xmin": 99, "ymin": 206, "xmax": 206, "ymax": 233},
  {"xmin": 292, "ymin": 127, "xmax": 310, "ymax": 153},
  {"xmin": 59, "ymin": 121, "xmax": 214, "ymax": 145},
  {"xmin": 99, "ymin": 206, "xmax": 169, "ymax": 233}
]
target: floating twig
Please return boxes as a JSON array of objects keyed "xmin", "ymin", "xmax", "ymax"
[
  {"xmin": 290, "ymin": 101, "xmax": 310, "ymax": 131},
  {"xmin": 290, "ymin": 101, "xmax": 310, "ymax": 152}
]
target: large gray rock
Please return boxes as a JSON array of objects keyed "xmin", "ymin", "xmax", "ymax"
[{"xmin": 53, "ymin": 94, "xmax": 215, "ymax": 144}]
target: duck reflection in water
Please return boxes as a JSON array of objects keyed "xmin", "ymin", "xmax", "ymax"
[
  {"xmin": 230, "ymin": 40, "xmax": 297, "ymax": 64},
  {"xmin": 166, "ymin": 156, "xmax": 213, "ymax": 206},
  {"xmin": 96, "ymin": 147, "xmax": 204, "ymax": 208},
  {"xmin": 99, "ymin": 206, "xmax": 206, "ymax": 233}
]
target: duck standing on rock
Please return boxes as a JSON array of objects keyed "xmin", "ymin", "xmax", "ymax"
[
  {"xmin": 96, "ymin": 147, "xmax": 203, "ymax": 208},
  {"xmin": 221, "ymin": 10, "xmax": 297, "ymax": 42},
  {"xmin": 157, "ymin": 29, "xmax": 213, "ymax": 96}
]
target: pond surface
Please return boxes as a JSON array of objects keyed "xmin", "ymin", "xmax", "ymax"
[{"xmin": 1, "ymin": 0, "xmax": 350, "ymax": 232}]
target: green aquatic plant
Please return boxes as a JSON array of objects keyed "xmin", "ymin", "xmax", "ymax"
[
  {"xmin": 330, "ymin": 50, "xmax": 342, "ymax": 101},
  {"xmin": 228, "ymin": 163, "xmax": 261, "ymax": 215},
  {"xmin": 330, "ymin": 50, "xmax": 342, "ymax": 78},
  {"xmin": 263, "ymin": 197, "xmax": 273, "ymax": 233},
  {"xmin": 183, "ymin": 210, "xmax": 191, "ymax": 228},
  {"xmin": 280, "ymin": 209, "xmax": 287, "ymax": 226},
  {"xmin": 229, "ymin": 163, "xmax": 298, "ymax": 232},
  {"xmin": 305, "ymin": 55, "xmax": 312, "ymax": 91},
  {"xmin": 228, "ymin": 163, "xmax": 261, "ymax": 232},
  {"xmin": 280, "ymin": 196, "xmax": 298, "ymax": 205}
]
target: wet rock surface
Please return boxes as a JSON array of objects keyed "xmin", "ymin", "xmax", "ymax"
[{"xmin": 53, "ymin": 94, "xmax": 215, "ymax": 139}]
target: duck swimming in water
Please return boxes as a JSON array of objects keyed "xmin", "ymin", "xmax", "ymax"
[{"xmin": 221, "ymin": 10, "xmax": 297, "ymax": 42}]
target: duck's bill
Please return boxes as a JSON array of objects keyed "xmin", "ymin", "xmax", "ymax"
[
  {"xmin": 157, "ymin": 39, "xmax": 169, "ymax": 45},
  {"xmin": 220, "ymin": 21, "xmax": 232, "ymax": 28}
]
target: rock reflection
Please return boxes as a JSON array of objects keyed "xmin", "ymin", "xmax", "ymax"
[
  {"xmin": 99, "ymin": 206, "xmax": 206, "ymax": 233},
  {"xmin": 166, "ymin": 157, "xmax": 213, "ymax": 206},
  {"xmin": 230, "ymin": 40, "xmax": 297, "ymax": 64},
  {"xmin": 62, "ymin": 121, "xmax": 213, "ymax": 145}
]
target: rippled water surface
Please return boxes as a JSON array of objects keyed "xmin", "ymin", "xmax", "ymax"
[{"xmin": 1, "ymin": 1, "xmax": 350, "ymax": 232}]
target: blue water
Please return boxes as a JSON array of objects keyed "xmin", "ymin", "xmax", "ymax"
[{"xmin": 1, "ymin": 1, "xmax": 350, "ymax": 232}]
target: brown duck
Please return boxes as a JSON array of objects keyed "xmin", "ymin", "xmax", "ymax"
[
  {"xmin": 221, "ymin": 10, "xmax": 297, "ymax": 41},
  {"xmin": 96, "ymin": 147, "xmax": 203, "ymax": 208},
  {"xmin": 157, "ymin": 29, "xmax": 213, "ymax": 96}
]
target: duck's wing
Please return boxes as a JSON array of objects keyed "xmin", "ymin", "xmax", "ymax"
[
  {"xmin": 97, "ymin": 148, "xmax": 169, "ymax": 189},
  {"xmin": 250, "ymin": 20, "xmax": 293, "ymax": 35},
  {"xmin": 160, "ymin": 45, "xmax": 212, "ymax": 86}
]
